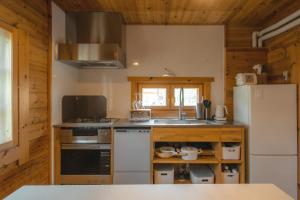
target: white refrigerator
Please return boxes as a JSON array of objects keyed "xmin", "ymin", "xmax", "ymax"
[{"xmin": 234, "ymin": 84, "xmax": 297, "ymax": 199}]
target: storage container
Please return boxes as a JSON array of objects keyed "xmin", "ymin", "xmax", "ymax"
[
  {"xmin": 189, "ymin": 165, "xmax": 214, "ymax": 184},
  {"xmin": 154, "ymin": 165, "xmax": 174, "ymax": 184},
  {"xmin": 222, "ymin": 144, "xmax": 240, "ymax": 160},
  {"xmin": 222, "ymin": 171, "xmax": 239, "ymax": 184}
]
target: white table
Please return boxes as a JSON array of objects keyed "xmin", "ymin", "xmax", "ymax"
[{"xmin": 5, "ymin": 184, "xmax": 293, "ymax": 200}]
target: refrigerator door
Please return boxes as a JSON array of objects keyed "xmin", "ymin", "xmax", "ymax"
[
  {"xmin": 249, "ymin": 155, "xmax": 297, "ymax": 199},
  {"xmin": 249, "ymin": 84, "xmax": 297, "ymax": 155},
  {"xmin": 233, "ymin": 86, "xmax": 250, "ymax": 125}
]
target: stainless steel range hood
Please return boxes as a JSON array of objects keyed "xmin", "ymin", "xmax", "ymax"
[{"xmin": 57, "ymin": 12, "xmax": 126, "ymax": 68}]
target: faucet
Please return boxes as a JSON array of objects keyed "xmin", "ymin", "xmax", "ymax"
[{"xmin": 179, "ymin": 88, "xmax": 186, "ymax": 120}]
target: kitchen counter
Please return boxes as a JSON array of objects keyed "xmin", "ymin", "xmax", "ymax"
[
  {"xmin": 5, "ymin": 184, "xmax": 292, "ymax": 200},
  {"xmin": 113, "ymin": 119, "xmax": 244, "ymax": 128},
  {"xmin": 54, "ymin": 119, "xmax": 244, "ymax": 128}
]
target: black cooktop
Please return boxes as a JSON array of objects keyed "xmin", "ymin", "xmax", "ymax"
[{"xmin": 65, "ymin": 118, "xmax": 116, "ymax": 123}]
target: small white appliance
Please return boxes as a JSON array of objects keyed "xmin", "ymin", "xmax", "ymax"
[
  {"xmin": 234, "ymin": 84, "xmax": 297, "ymax": 199},
  {"xmin": 190, "ymin": 165, "xmax": 214, "ymax": 184},
  {"xmin": 235, "ymin": 73, "xmax": 257, "ymax": 86},
  {"xmin": 154, "ymin": 165, "xmax": 174, "ymax": 184},
  {"xmin": 214, "ymin": 105, "xmax": 228, "ymax": 121}
]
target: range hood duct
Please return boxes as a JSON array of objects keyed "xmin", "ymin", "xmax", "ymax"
[{"xmin": 57, "ymin": 12, "xmax": 126, "ymax": 68}]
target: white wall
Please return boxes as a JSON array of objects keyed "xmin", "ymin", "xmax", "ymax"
[
  {"xmin": 78, "ymin": 25, "xmax": 225, "ymax": 118},
  {"xmin": 51, "ymin": 2, "xmax": 79, "ymax": 124},
  {"xmin": 51, "ymin": 2, "xmax": 80, "ymax": 182}
]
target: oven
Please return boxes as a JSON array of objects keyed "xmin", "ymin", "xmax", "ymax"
[{"xmin": 60, "ymin": 127, "xmax": 111, "ymax": 184}]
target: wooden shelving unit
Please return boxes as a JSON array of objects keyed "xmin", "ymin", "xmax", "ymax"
[
  {"xmin": 151, "ymin": 127, "xmax": 245, "ymax": 184},
  {"xmin": 221, "ymin": 159, "xmax": 243, "ymax": 164},
  {"xmin": 153, "ymin": 157, "xmax": 219, "ymax": 164}
]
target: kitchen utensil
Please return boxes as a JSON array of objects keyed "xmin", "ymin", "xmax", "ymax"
[
  {"xmin": 159, "ymin": 146, "xmax": 175, "ymax": 153},
  {"xmin": 179, "ymin": 146, "xmax": 202, "ymax": 160},
  {"xmin": 203, "ymin": 100, "xmax": 211, "ymax": 108},
  {"xmin": 155, "ymin": 151, "xmax": 177, "ymax": 159},
  {"xmin": 195, "ymin": 103, "xmax": 204, "ymax": 119},
  {"xmin": 203, "ymin": 100, "xmax": 211, "ymax": 120},
  {"xmin": 155, "ymin": 146, "xmax": 177, "ymax": 158}
]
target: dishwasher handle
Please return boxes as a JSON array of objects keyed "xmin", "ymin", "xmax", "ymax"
[{"xmin": 114, "ymin": 129, "xmax": 151, "ymax": 134}]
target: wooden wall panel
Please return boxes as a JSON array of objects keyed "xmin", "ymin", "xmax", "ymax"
[
  {"xmin": 225, "ymin": 48, "xmax": 267, "ymax": 120},
  {"xmin": 224, "ymin": 26, "xmax": 268, "ymax": 121},
  {"xmin": 0, "ymin": 0, "xmax": 50, "ymax": 199},
  {"xmin": 265, "ymin": 26, "xmax": 300, "ymax": 84},
  {"xmin": 264, "ymin": 25, "xmax": 300, "ymax": 193},
  {"xmin": 225, "ymin": 26, "xmax": 259, "ymax": 48}
]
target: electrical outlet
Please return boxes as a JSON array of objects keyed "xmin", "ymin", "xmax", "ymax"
[{"xmin": 283, "ymin": 71, "xmax": 289, "ymax": 81}]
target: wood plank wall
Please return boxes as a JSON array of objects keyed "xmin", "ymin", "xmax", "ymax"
[
  {"xmin": 264, "ymin": 26, "xmax": 300, "ymax": 84},
  {"xmin": 0, "ymin": 0, "xmax": 51, "ymax": 198},
  {"xmin": 226, "ymin": 26, "xmax": 260, "ymax": 48},
  {"xmin": 225, "ymin": 48, "xmax": 267, "ymax": 120},
  {"xmin": 264, "ymin": 25, "xmax": 300, "ymax": 194},
  {"xmin": 225, "ymin": 26, "xmax": 267, "ymax": 120}
]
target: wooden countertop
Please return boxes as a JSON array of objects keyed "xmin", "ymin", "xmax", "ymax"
[{"xmin": 5, "ymin": 184, "xmax": 292, "ymax": 200}]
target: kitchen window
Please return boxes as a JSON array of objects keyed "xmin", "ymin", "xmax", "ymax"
[
  {"xmin": 142, "ymin": 88, "xmax": 167, "ymax": 106},
  {"xmin": 140, "ymin": 85, "xmax": 168, "ymax": 107},
  {"xmin": 129, "ymin": 77, "xmax": 213, "ymax": 118},
  {"xmin": 0, "ymin": 22, "xmax": 19, "ymax": 151},
  {"xmin": 172, "ymin": 86, "xmax": 201, "ymax": 107}
]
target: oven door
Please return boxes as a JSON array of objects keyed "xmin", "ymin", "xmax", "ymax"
[{"xmin": 61, "ymin": 143, "xmax": 111, "ymax": 176}]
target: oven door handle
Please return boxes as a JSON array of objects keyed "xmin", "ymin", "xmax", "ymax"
[{"xmin": 61, "ymin": 144, "xmax": 110, "ymax": 150}]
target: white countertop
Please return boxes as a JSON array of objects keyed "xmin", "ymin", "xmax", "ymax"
[{"xmin": 5, "ymin": 184, "xmax": 293, "ymax": 200}]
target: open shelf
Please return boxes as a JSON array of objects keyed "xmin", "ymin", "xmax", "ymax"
[
  {"xmin": 221, "ymin": 159, "xmax": 242, "ymax": 164},
  {"xmin": 153, "ymin": 156, "xmax": 218, "ymax": 164},
  {"xmin": 151, "ymin": 127, "xmax": 245, "ymax": 184},
  {"xmin": 199, "ymin": 149, "xmax": 216, "ymax": 156}
]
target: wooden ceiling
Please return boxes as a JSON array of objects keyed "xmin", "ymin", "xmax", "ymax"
[{"xmin": 53, "ymin": 0, "xmax": 300, "ymax": 27}]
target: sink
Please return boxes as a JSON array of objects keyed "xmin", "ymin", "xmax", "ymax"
[{"xmin": 153, "ymin": 119, "xmax": 208, "ymax": 125}]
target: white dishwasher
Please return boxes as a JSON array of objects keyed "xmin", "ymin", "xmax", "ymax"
[{"xmin": 113, "ymin": 128, "xmax": 151, "ymax": 184}]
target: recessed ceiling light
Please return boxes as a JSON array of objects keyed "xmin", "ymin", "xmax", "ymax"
[{"xmin": 132, "ymin": 62, "xmax": 139, "ymax": 66}]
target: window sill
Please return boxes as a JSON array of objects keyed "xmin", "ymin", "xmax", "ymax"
[{"xmin": 0, "ymin": 141, "xmax": 14, "ymax": 152}]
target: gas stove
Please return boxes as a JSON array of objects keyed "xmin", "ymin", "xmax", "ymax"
[{"xmin": 66, "ymin": 118, "xmax": 117, "ymax": 124}]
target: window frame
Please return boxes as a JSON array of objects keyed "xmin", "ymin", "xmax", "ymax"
[
  {"xmin": 138, "ymin": 83, "xmax": 170, "ymax": 109},
  {"xmin": 129, "ymin": 77, "xmax": 213, "ymax": 118},
  {"xmin": 0, "ymin": 21, "xmax": 19, "ymax": 152},
  {"xmin": 170, "ymin": 84, "xmax": 203, "ymax": 109}
]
